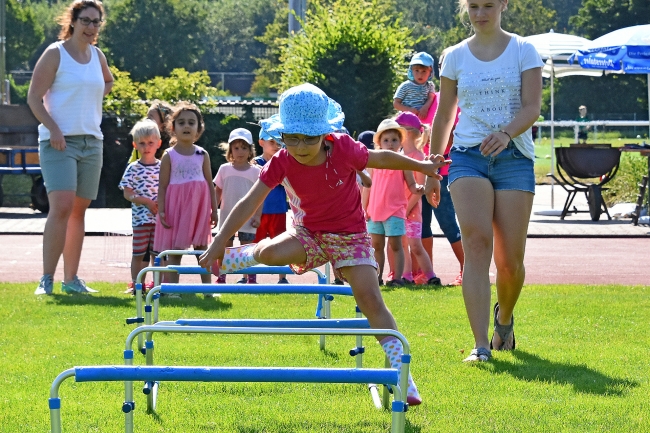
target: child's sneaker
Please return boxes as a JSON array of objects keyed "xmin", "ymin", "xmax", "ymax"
[
  {"xmin": 449, "ymin": 272, "xmax": 463, "ymax": 286},
  {"xmin": 414, "ymin": 272, "xmax": 429, "ymax": 285},
  {"xmin": 124, "ymin": 281, "xmax": 135, "ymax": 295},
  {"xmin": 34, "ymin": 274, "xmax": 54, "ymax": 295},
  {"xmin": 62, "ymin": 276, "xmax": 98, "ymax": 294},
  {"xmin": 247, "ymin": 274, "xmax": 257, "ymax": 284},
  {"xmin": 426, "ymin": 276, "xmax": 442, "ymax": 286},
  {"xmin": 381, "ymin": 337, "xmax": 422, "ymax": 406},
  {"xmin": 215, "ymin": 274, "xmax": 227, "ymax": 284},
  {"xmin": 277, "ymin": 277, "xmax": 290, "ymax": 284},
  {"xmin": 145, "ymin": 281, "xmax": 155, "ymax": 291},
  {"xmin": 236, "ymin": 276, "xmax": 248, "ymax": 284}
]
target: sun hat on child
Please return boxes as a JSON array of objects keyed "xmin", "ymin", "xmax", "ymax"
[
  {"xmin": 259, "ymin": 128, "xmax": 274, "ymax": 141},
  {"xmin": 229, "ymin": 128, "xmax": 253, "ymax": 145},
  {"xmin": 408, "ymin": 51, "xmax": 434, "ymax": 81},
  {"xmin": 395, "ymin": 111, "xmax": 424, "ymax": 133},
  {"xmin": 373, "ymin": 119, "xmax": 406, "ymax": 145},
  {"xmin": 259, "ymin": 83, "xmax": 345, "ymax": 139}
]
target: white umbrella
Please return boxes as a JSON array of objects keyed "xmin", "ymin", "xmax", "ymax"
[
  {"xmin": 570, "ymin": 24, "xmax": 650, "ymax": 139},
  {"xmin": 524, "ymin": 30, "xmax": 603, "ymax": 209}
]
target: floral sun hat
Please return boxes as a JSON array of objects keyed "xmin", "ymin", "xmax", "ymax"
[
  {"xmin": 373, "ymin": 119, "xmax": 406, "ymax": 146},
  {"xmin": 407, "ymin": 51, "xmax": 434, "ymax": 81},
  {"xmin": 259, "ymin": 83, "xmax": 345, "ymax": 141}
]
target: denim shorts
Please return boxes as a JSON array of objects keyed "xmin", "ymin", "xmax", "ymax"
[
  {"xmin": 367, "ymin": 216, "xmax": 406, "ymax": 237},
  {"xmin": 431, "ymin": 176, "xmax": 462, "ymax": 243},
  {"xmin": 39, "ymin": 135, "xmax": 103, "ymax": 199},
  {"xmin": 448, "ymin": 142, "xmax": 535, "ymax": 193}
]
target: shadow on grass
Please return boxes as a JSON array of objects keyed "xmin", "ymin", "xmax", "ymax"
[
  {"xmin": 158, "ymin": 294, "xmax": 234, "ymax": 312},
  {"xmin": 382, "ymin": 283, "xmax": 450, "ymax": 293},
  {"xmin": 47, "ymin": 293, "xmax": 233, "ymax": 312},
  {"xmin": 48, "ymin": 293, "xmax": 133, "ymax": 307},
  {"xmin": 482, "ymin": 350, "xmax": 639, "ymax": 396}
]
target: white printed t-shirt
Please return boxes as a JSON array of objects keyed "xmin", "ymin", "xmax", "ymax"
[
  {"xmin": 118, "ymin": 160, "xmax": 160, "ymax": 226},
  {"xmin": 441, "ymin": 34, "xmax": 543, "ymax": 160}
]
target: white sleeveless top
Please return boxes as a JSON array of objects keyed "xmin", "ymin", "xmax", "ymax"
[{"xmin": 38, "ymin": 41, "xmax": 105, "ymax": 141}]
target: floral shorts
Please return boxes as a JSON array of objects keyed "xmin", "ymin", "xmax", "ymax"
[
  {"xmin": 290, "ymin": 226, "xmax": 378, "ymax": 282},
  {"xmin": 405, "ymin": 219, "xmax": 422, "ymax": 239}
]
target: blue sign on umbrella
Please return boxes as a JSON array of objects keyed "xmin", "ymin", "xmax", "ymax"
[{"xmin": 570, "ymin": 24, "xmax": 650, "ymax": 137}]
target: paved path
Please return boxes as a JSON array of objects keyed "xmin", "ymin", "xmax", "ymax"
[{"xmin": 0, "ymin": 185, "xmax": 648, "ymax": 286}]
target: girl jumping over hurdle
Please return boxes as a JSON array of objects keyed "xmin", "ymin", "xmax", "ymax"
[{"xmin": 199, "ymin": 83, "xmax": 450, "ymax": 406}]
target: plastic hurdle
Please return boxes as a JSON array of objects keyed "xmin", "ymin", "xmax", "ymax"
[
  {"xmin": 49, "ymin": 364, "xmax": 404, "ymax": 433},
  {"xmin": 127, "ymin": 259, "xmax": 330, "ymax": 352},
  {"xmin": 118, "ymin": 325, "xmax": 410, "ymax": 431}
]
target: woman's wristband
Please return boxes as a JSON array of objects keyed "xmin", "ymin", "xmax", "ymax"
[{"xmin": 499, "ymin": 130, "xmax": 512, "ymax": 141}]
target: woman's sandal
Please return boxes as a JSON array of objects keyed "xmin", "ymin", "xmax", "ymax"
[
  {"xmin": 463, "ymin": 347, "xmax": 492, "ymax": 363},
  {"xmin": 490, "ymin": 302, "xmax": 516, "ymax": 351}
]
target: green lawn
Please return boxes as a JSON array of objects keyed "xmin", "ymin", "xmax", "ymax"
[{"xmin": 1, "ymin": 282, "xmax": 648, "ymax": 432}]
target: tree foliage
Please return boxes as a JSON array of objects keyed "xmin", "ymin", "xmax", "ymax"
[
  {"xmin": 278, "ymin": 0, "xmax": 414, "ymax": 134},
  {"xmin": 5, "ymin": 0, "xmax": 44, "ymax": 70},
  {"xmin": 570, "ymin": 0, "xmax": 650, "ymax": 39},
  {"xmin": 102, "ymin": 0, "xmax": 206, "ymax": 81}
]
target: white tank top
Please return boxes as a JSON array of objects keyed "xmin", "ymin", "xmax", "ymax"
[{"xmin": 38, "ymin": 41, "xmax": 105, "ymax": 141}]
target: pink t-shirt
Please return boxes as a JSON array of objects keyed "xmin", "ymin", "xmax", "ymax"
[
  {"xmin": 259, "ymin": 133, "xmax": 369, "ymax": 234},
  {"xmin": 366, "ymin": 167, "xmax": 406, "ymax": 223}
]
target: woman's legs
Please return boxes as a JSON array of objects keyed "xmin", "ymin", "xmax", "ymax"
[
  {"xmin": 62, "ymin": 196, "xmax": 92, "ymax": 283},
  {"xmin": 450, "ymin": 178, "xmax": 495, "ymax": 351},
  {"xmin": 491, "ymin": 190, "xmax": 534, "ymax": 350},
  {"xmin": 42, "ymin": 190, "xmax": 76, "ymax": 276}
]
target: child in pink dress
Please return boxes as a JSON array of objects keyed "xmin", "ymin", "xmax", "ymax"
[
  {"xmin": 395, "ymin": 112, "xmax": 441, "ymax": 286},
  {"xmin": 199, "ymin": 84, "xmax": 450, "ymax": 406},
  {"xmin": 154, "ymin": 102, "xmax": 218, "ymax": 284}
]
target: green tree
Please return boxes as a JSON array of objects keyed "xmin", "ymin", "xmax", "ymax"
[
  {"xmin": 6, "ymin": 0, "xmax": 44, "ymax": 70},
  {"xmin": 197, "ymin": 0, "xmax": 283, "ymax": 73},
  {"xmin": 102, "ymin": 0, "xmax": 206, "ymax": 81},
  {"xmin": 278, "ymin": 0, "xmax": 414, "ymax": 134},
  {"xmin": 570, "ymin": 0, "xmax": 650, "ymax": 39}
]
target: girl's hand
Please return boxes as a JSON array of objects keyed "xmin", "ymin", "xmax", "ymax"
[
  {"xmin": 198, "ymin": 239, "xmax": 226, "ymax": 272},
  {"xmin": 409, "ymin": 183, "xmax": 425, "ymax": 195},
  {"xmin": 210, "ymin": 210, "xmax": 219, "ymax": 229},
  {"xmin": 159, "ymin": 212, "xmax": 171, "ymax": 229},
  {"xmin": 420, "ymin": 154, "xmax": 449, "ymax": 179},
  {"xmin": 417, "ymin": 108, "xmax": 428, "ymax": 121},
  {"xmin": 479, "ymin": 131, "xmax": 510, "ymax": 157},
  {"xmin": 424, "ymin": 176, "xmax": 441, "ymax": 208},
  {"xmin": 49, "ymin": 128, "xmax": 67, "ymax": 151}
]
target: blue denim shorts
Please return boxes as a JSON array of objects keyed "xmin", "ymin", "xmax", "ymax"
[
  {"xmin": 367, "ymin": 216, "xmax": 406, "ymax": 237},
  {"xmin": 448, "ymin": 142, "xmax": 535, "ymax": 193}
]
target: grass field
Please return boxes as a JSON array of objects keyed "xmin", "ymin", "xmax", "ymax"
[{"xmin": 1, "ymin": 282, "xmax": 648, "ymax": 432}]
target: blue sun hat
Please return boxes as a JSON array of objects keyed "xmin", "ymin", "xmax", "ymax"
[
  {"xmin": 259, "ymin": 127, "xmax": 274, "ymax": 141},
  {"xmin": 407, "ymin": 52, "xmax": 434, "ymax": 81},
  {"xmin": 260, "ymin": 83, "xmax": 345, "ymax": 140}
]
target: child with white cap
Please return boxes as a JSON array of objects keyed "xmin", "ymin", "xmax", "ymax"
[
  {"xmin": 213, "ymin": 127, "xmax": 262, "ymax": 284},
  {"xmin": 199, "ymin": 83, "xmax": 450, "ymax": 406},
  {"xmin": 393, "ymin": 52, "xmax": 437, "ymax": 124}
]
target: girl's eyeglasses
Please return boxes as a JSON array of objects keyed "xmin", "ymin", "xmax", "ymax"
[
  {"xmin": 77, "ymin": 17, "xmax": 104, "ymax": 27},
  {"xmin": 281, "ymin": 134, "xmax": 322, "ymax": 146}
]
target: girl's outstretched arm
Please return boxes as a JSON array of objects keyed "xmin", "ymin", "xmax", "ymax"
[
  {"xmin": 202, "ymin": 152, "xmax": 219, "ymax": 228},
  {"xmin": 199, "ymin": 180, "xmax": 271, "ymax": 268},
  {"xmin": 367, "ymin": 150, "xmax": 447, "ymax": 178},
  {"xmin": 158, "ymin": 153, "xmax": 171, "ymax": 228}
]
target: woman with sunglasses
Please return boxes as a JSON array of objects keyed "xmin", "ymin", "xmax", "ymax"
[{"xmin": 28, "ymin": 0, "xmax": 113, "ymax": 295}]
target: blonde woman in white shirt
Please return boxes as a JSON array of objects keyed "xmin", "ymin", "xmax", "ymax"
[
  {"xmin": 28, "ymin": 0, "xmax": 113, "ymax": 295},
  {"xmin": 425, "ymin": 0, "xmax": 542, "ymax": 362}
]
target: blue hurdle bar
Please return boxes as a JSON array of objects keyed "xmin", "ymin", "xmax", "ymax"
[
  {"xmin": 49, "ymin": 365, "xmax": 404, "ymax": 433},
  {"xmin": 124, "ymin": 326, "xmax": 410, "ymax": 417}
]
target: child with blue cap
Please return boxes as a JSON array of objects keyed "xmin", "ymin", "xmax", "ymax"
[
  {"xmin": 199, "ymin": 83, "xmax": 450, "ymax": 406},
  {"xmin": 393, "ymin": 52, "xmax": 436, "ymax": 124}
]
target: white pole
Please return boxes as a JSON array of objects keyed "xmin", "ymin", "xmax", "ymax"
[{"xmin": 550, "ymin": 60, "xmax": 555, "ymax": 209}]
